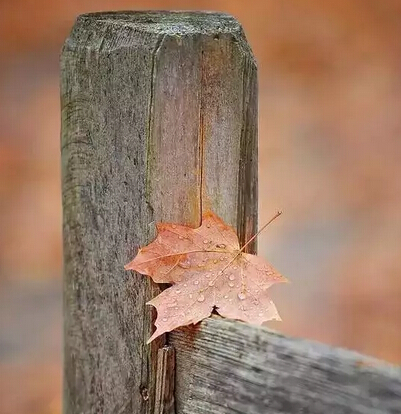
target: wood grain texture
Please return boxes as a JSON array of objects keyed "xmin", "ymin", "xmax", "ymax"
[
  {"xmin": 61, "ymin": 11, "xmax": 257, "ymax": 414},
  {"xmin": 171, "ymin": 317, "xmax": 401, "ymax": 414},
  {"xmin": 154, "ymin": 346, "xmax": 176, "ymax": 414}
]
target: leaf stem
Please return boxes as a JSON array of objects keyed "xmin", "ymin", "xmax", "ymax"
[
  {"xmin": 216, "ymin": 210, "xmax": 283, "ymax": 276},
  {"xmin": 240, "ymin": 210, "xmax": 282, "ymax": 252}
]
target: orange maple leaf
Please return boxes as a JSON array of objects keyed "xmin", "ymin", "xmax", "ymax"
[{"xmin": 125, "ymin": 210, "xmax": 288, "ymax": 343}]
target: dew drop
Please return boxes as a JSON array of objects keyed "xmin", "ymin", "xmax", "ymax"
[
  {"xmin": 197, "ymin": 264, "xmax": 202, "ymax": 268},
  {"xmin": 228, "ymin": 282, "xmax": 235, "ymax": 287},
  {"xmin": 203, "ymin": 240, "xmax": 209, "ymax": 244},
  {"xmin": 176, "ymin": 289, "xmax": 181, "ymax": 294},
  {"xmin": 183, "ymin": 283, "xmax": 187, "ymax": 287},
  {"xmin": 237, "ymin": 292, "xmax": 246, "ymax": 300},
  {"xmin": 175, "ymin": 307, "xmax": 178, "ymax": 310},
  {"xmin": 258, "ymin": 312, "xmax": 264, "ymax": 317},
  {"xmin": 206, "ymin": 223, "xmax": 211, "ymax": 228},
  {"xmin": 197, "ymin": 294, "xmax": 205, "ymax": 302},
  {"xmin": 208, "ymin": 280, "xmax": 215, "ymax": 287},
  {"xmin": 178, "ymin": 235, "xmax": 184, "ymax": 240},
  {"xmin": 220, "ymin": 256, "xmax": 225, "ymax": 261},
  {"xmin": 162, "ymin": 317, "xmax": 168, "ymax": 321},
  {"xmin": 205, "ymin": 273, "xmax": 210, "ymax": 278},
  {"xmin": 194, "ymin": 280, "xmax": 199, "ymax": 285},
  {"xmin": 179, "ymin": 259, "xmax": 191, "ymax": 269},
  {"xmin": 172, "ymin": 225, "xmax": 177, "ymax": 229},
  {"xmin": 233, "ymin": 266, "xmax": 238, "ymax": 270},
  {"xmin": 189, "ymin": 294, "xmax": 193, "ymax": 299},
  {"xmin": 224, "ymin": 295, "xmax": 228, "ymax": 299},
  {"xmin": 229, "ymin": 274, "xmax": 235, "ymax": 281},
  {"xmin": 213, "ymin": 259, "xmax": 218, "ymax": 264}
]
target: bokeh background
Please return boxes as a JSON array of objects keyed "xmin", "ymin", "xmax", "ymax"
[{"xmin": 1, "ymin": 1, "xmax": 401, "ymax": 413}]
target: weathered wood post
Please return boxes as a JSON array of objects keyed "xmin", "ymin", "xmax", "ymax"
[{"xmin": 61, "ymin": 11, "xmax": 257, "ymax": 414}]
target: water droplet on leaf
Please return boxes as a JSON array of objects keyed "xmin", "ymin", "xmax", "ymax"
[
  {"xmin": 197, "ymin": 294, "xmax": 205, "ymax": 302},
  {"xmin": 179, "ymin": 259, "xmax": 191, "ymax": 269}
]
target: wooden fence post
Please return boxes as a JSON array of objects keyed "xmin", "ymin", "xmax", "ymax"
[{"xmin": 61, "ymin": 11, "xmax": 257, "ymax": 414}]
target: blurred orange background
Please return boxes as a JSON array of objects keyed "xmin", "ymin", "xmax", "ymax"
[{"xmin": 1, "ymin": 1, "xmax": 401, "ymax": 413}]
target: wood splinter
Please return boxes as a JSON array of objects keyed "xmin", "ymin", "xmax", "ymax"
[{"xmin": 154, "ymin": 346, "xmax": 176, "ymax": 414}]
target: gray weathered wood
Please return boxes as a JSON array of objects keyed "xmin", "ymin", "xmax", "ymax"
[
  {"xmin": 61, "ymin": 11, "xmax": 257, "ymax": 414},
  {"xmin": 171, "ymin": 317, "xmax": 401, "ymax": 414},
  {"xmin": 154, "ymin": 346, "xmax": 176, "ymax": 414}
]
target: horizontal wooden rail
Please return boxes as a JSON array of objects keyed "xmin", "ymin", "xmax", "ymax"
[{"xmin": 171, "ymin": 317, "xmax": 401, "ymax": 414}]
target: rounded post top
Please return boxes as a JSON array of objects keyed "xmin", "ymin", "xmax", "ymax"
[
  {"xmin": 63, "ymin": 11, "xmax": 255, "ymax": 63},
  {"xmin": 76, "ymin": 11, "xmax": 244, "ymax": 36}
]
